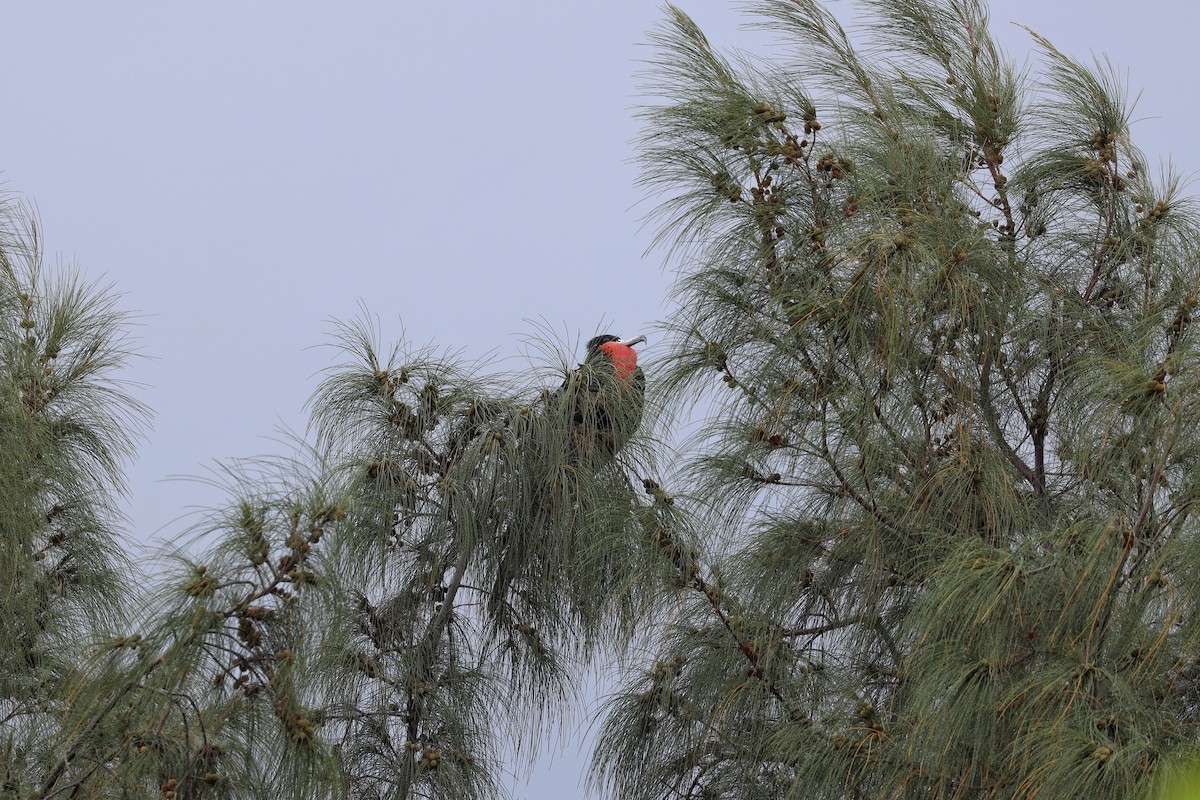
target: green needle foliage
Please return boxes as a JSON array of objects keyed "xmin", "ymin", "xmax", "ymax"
[
  {"xmin": 0, "ymin": 192, "xmax": 663, "ymax": 797},
  {"xmin": 593, "ymin": 1, "xmax": 1200, "ymax": 798},
  {"xmin": 304, "ymin": 320, "xmax": 656, "ymax": 799},
  {"xmin": 7, "ymin": 1, "xmax": 1200, "ymax": 798},
  {"xmin": 0, "ymin": 200, "xmax": 145, "ymax": 798}
]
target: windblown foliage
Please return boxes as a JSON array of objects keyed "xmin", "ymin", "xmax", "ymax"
[
  {"xmin": 6, "ymin": 2, "xmax": 1200, "ymax": 798},
  {"xmin": 302, "ymin": 321, "xmax": 656, "ymax": 799},
  {"xmin": 592, "ymin": 2, "xmax": 1200, "ymax": 798},
  {"xmin": 0, "ymin": 189, "xmax": 661, "ymax": 797},
  {"xmin": 0, "ymin": 199, "xmax": 145, "ymax": 797}
]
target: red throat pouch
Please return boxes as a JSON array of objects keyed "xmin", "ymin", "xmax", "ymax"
[{"xmin": 600, "ymin": 341, "xmax": 638, "ymax": 381}]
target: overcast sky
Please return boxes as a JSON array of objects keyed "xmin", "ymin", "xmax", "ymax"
[{"xmin": 3, "ymin": 1, "xmax": 1198, "ymax": 796}]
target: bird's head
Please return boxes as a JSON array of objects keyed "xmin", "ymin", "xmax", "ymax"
[{"xmin": 586, "ymin": 334, "xmax": 646, "ymax": 382}]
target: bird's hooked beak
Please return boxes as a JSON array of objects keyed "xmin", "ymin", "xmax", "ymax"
[{"xmin": 620, "ymin": 335, "xmax": 647, "ymax": 347}]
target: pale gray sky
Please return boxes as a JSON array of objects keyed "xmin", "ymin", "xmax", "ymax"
[{"xmin": 3, "ymin": 1, "xmax": 1197, "ymax": 796}]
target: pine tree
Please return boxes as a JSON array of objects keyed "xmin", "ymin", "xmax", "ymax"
[
  {"xmin": 8, "ymin": 1, "xmax": 1200, "ymax": 798},
  {"xmin": 0, "ymin": 194, "xmax": 660, "ymax": 797},
  {"xmin": 0, "ymin": 199, "xmax": 146, "ymax": 798},
  {"xmin": 593, "ymin": 2, "xmax": 1200, "ymax": 798}
]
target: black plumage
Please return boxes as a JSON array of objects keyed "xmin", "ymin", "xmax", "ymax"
[{"xmin": 560, "ymin": 334, "xmax": 646, "ymax": 458}]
